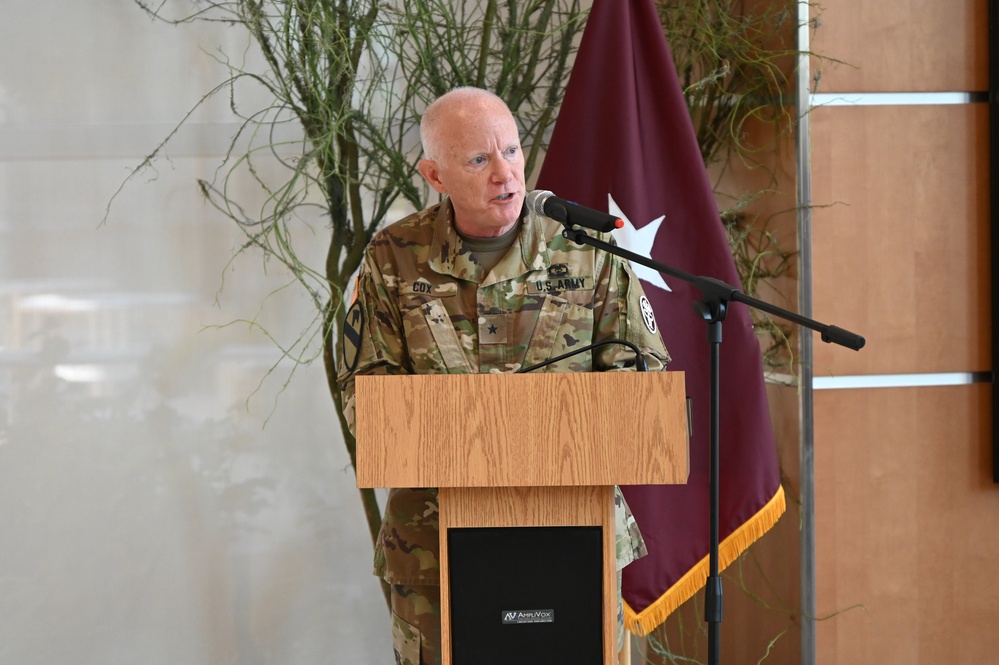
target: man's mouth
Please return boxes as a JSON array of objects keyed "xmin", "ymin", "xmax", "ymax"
[{"xmin": 495, "ymin": 193, "xmax": 515, "ymax": 202}]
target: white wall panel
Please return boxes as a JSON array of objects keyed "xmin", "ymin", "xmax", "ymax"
[{"xmin": 0, "ymin": 2, "xmax": 392, "ymax": 663}]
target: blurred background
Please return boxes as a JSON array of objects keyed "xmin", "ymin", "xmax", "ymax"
[{"xmin": 0, "ymin": 2, "xmax": 391, "ymax": 662}]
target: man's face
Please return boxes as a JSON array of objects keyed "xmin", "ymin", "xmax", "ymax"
[{"xmin": 419, "ymin": 99, "xmax": 526, "ymax": 238}]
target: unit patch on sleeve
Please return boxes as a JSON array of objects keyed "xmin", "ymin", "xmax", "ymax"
[
  {"xmin": 342, "ymin": 300, "xmax": 365, "ymax": 372},
  {"xmin": 640, "ymin": 296, "xmax": 658, "ymax": 335}
]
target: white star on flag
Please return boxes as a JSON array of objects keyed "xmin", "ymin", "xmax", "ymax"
[{"xmin": 608, "ymin": 193, "xmax": 671, "ymax": 293}]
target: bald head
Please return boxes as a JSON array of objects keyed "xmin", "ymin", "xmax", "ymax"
[
  {"xmin": 415, "ymin": 87, "xmax": 526, "ymax": 238},
  {"xmin": 420, "ymin": 87, "xmax": 514, "ymax": 162}
]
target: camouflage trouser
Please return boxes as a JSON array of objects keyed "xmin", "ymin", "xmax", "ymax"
[
  {"xmin": 390, "ymin": 583, "xmax": 442, "ymax": 665},
  {"xmin": 389, "ymin": 578, "xmax": 626, "ymax": 664}
]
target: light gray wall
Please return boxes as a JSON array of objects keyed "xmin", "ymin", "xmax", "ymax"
[{"xmin": 0, "ymin": 2, "xmax": 392, "ymax": 663}]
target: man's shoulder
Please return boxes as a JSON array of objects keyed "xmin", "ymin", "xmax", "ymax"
[{"xmin": 371, "ymin": 202, "xmax": 442, "ymax": 247}]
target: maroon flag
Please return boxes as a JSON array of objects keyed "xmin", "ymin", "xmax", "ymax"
[{"xmin": 536, "ymin": 0, "xmax": 786, "ymax": 634}]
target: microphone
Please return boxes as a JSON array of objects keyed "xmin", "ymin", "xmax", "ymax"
[{"xmin": 527, "ymin": 189, "xmax": 624, "ymax": 233}]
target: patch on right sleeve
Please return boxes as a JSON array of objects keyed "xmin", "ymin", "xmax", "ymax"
[{"xmin": 342, "ymin": 300, "xmax": 365, "ymax": 372}]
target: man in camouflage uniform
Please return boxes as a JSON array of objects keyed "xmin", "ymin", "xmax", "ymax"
[{"xmin": 338, "ymin": 87, "xmax": 670, "ymax": 665}]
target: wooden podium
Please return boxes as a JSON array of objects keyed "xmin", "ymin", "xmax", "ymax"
[{"xmin": 356, "ymin": 371, "xmax": 688, "ymax": 665}]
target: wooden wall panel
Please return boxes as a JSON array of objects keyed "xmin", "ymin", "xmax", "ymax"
[
  {"xmin": 814, "ymin": 384, "xmax": 997, "ymax": 663},
  {"xmin": 811, "ymin": 0, "xmax": 987, "ymax": 92},
  {"xmin": 810, "ymin": 103, "xmax": 991, "ymax": 376}
]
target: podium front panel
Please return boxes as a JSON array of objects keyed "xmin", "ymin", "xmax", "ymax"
[
  {"xmin": 438, "ymin": 486, "xmax": 617, "ymax": 664},
  {"xmin": 447, "ymin": 525, "xmax": 603, "ymax": 665}
]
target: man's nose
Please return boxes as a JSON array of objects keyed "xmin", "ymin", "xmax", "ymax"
[{"xmin": 490, "ymin": 156, "xmax": 513, "ymax": 182}]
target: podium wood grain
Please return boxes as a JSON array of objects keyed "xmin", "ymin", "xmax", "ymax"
[{"xmin": 356, "ymin": 371, "xmax": 688, "ymax": 489}]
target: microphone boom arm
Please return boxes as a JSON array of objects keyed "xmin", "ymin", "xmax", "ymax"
[{"xmin": 559, "ymin": 227, "xmax": 865, "ymax": 351}]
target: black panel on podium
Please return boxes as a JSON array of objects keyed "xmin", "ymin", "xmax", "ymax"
[{"xmin": 447, "ymin": 526, "xmax": 604, "ymax": 665}]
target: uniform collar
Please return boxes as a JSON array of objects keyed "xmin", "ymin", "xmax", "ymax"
[{"xmin": 428, "ymin": 196, "xmax": 552, "ymax": 283}]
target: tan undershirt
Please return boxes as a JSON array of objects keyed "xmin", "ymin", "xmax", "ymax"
[{"xmin": 456, "ymin": 220, "xmax": 521, "ymax": 275}]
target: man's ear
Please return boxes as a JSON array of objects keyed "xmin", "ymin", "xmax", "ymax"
[{"xmin": 418, "ymin": 159, "xmax": 448, "ymax": 194}]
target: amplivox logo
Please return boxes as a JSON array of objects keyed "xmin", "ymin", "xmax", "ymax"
[{"xmin": 501, "ymin": 609, "xmax": 555, "ymax": 625}]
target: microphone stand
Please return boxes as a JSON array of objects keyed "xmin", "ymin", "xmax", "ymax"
[{"xmin": 558, "ymin": 224, "xmax": 864, "ymax": 665}]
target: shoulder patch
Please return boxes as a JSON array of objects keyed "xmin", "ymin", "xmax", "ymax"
[
  {"xmin": 639, "ymin": 296, "xmax": 658, "ymax": 335},
  {"xmin": 342, "ymin": 300, "xmax": 365, "ymax": 372}
]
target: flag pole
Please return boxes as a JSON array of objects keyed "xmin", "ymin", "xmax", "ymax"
[{"xmin": 558, "ymin": 225, "xmax": 864, "ymax": 665}]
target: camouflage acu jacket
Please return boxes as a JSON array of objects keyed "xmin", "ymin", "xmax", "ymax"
[{"xmin": 338, "ymin": 198, "xmax": 670, "ymax": 586}]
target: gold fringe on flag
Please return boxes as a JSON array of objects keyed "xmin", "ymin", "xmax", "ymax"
[{"xmin": 623, "ymin": 485, "xmax": 787, "ymax": 635}]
